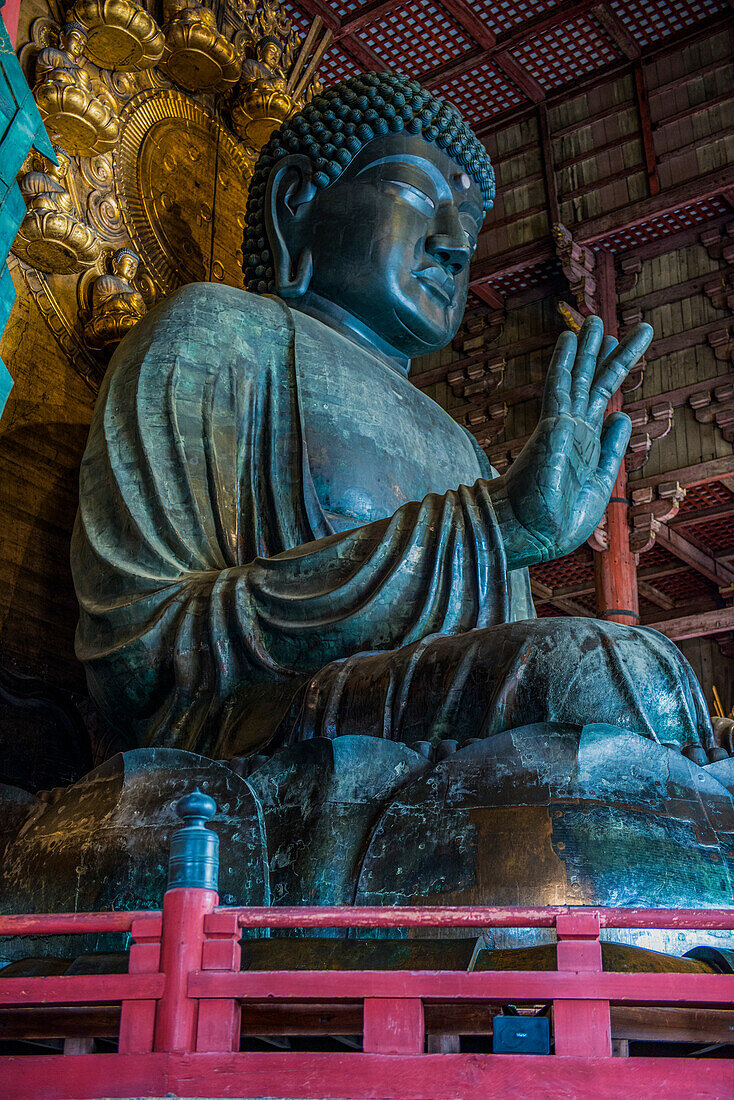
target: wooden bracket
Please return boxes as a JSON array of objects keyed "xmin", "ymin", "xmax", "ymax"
[
  {"xmin": 552, "ymin": 222, "xmax": 598, "ymax": 316},
  {"xmin": 630, "ymin": 481, "xmax": 686, "ymax": 555},
  {"xmin": 690, "ymin": 381, "xmax": 734, "ymax": 442}
]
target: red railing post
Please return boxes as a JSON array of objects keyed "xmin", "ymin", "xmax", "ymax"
[
  {"xmin": 363, "ymin": 998, "xmax": 425, "ymax": 1054},
  {"xmin": 195, "ymin": 909, "xmax": 243, "ymax": 1051},
  {"xmin": 118, "ymin": 914, "xmax": 162, "ymax": 1054},
  {"xmin": 153, "ymin": 790, "xmax": 220, "ymax": 1054},
  {"xmin": 553, "ymin": 911, "xmax": 611, "ymax": 1057}
]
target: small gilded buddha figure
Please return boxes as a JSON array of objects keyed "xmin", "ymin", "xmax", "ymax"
[
  {"xmin": 84, "ymin": 248, "xmax": 146, "ymax": 349},
  {"xmin": 34, "ymin": 21, "xmax": 93, "ymax": 94},
  {"xmin": 240, "ymin": 35, "xmax": 287, "ymax": 91},
  {"xmin": 33, "ymin": 21, "xmax": 119, "ymax": 156},
  {"xmin": 13, "ymin": 146, "xmax": 101, "ymax": 273},
  {"xmin": 18, "ymin": 147, "xmax": 75, "ymax": 214}
]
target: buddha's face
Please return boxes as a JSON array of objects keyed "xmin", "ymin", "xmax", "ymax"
[
  {"xmin": 270, "ymin": 132, "xmax": 485, "ymax": 358},
  {"xmin": 258, "ymin": 41, "xmax": 280, "ymax": 68},
  {"xmin": 115, "ymin": 253, "xmax": 139, "ymax": 281},
  {"xmin": 63, "ymin": 27, "xmax": 87, "ymax": 58}
]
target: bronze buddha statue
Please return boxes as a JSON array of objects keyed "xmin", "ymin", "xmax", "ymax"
[{"xmin": 1, "ymin": 73, "xmax": 732, "ymax": 943}]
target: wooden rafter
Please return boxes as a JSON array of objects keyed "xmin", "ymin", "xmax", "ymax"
[
  {"xmin": 591, "ymin": 2, "xmax": 640, "ymax": 60},
  {"xmin": 654, "ymin": 525, "xmax": 734, "ymax": 589},
  {"xmin": 648, "ymin": 605, "xmax": 734, "ymax": 641},
  {"xmin": 292, "ymin": 0, "xmax": 386, "ymax": 71},
  {"xmin": 633, "ymin": 62, "xmax": 660, "ymax": 197}
]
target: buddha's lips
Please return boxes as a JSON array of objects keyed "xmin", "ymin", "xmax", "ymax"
[{"xmin": 412, "ymin": 266, "xmax": 455, "ymax": 306}]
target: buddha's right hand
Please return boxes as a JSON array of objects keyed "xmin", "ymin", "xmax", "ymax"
[{"xmin": 487, "ymin": 315, "xmax": 652, "ymax": 570}]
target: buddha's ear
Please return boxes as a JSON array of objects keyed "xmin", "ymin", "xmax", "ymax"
[{"xmin": 265, "ymin": 154, "xmax": 317, "ymax": 299}]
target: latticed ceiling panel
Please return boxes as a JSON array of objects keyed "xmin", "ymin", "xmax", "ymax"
[
  {"xmin": 686, "ymin": 516, "xmax": 734, "ymax": 553},
  {"xmin": 530, "ymin": 549, "xmax": 594, "ymax": 589},
  {"xmin": 436, "ymin": 60, "xmax": 525, "ymax": 127},
  {"xmin": 318, "ymin": 45, "xmax": 363, "ymax": 84},
  {"xmin": 358, "ymin": 0, "xmax": 475, "ymax": 74},
  {"xmin": 328, "ymin": 0, "xmax": 368, "ymax": 16},
  {"xmin": 509, "ymin": 14, "xmax": 620, "ymax": 91},
  {"xmin": 652, "ymin": 568, "xmax": 717, "ymax": 602},
  {"xmin": 470, "ymin": 0, "xmax": 560, "ymax": 34},
  {"xmin": 608, "ymin": 0, "xmax": 728, "ymax": 49},
  {"xmin": 593, "ymin": 197, "xmax": 731, "ymax": 254},
  {"xmin": 678, "ymin": 482, "xmax": 734, "ymax": 513}
]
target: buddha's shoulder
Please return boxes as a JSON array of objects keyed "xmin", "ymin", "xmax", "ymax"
[
  {"xmin": 155, "ymin": 282, "xmax": 286, "ymax": 334},
  {"xmin": 115, "ymin": 283, "xmax": 291, "ymax": 364}
]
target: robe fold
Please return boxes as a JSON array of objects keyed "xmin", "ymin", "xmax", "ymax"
[{"xmin": 72, "ymin": 282, "xmax": 713, "ymax": 760}]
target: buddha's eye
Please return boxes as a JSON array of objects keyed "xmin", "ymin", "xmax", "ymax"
[{"xmin": 383, "ymin": 179, "xmax": 436, "ymax": 212}]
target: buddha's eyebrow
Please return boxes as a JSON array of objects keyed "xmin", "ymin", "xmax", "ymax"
[{"xmin": 354, "ymin": 153, "xmax": 447, "ymax": 192}]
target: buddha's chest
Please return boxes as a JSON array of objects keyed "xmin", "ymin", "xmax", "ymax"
[{"xmin": 296, "ymin": 333, "xmax": 483, "ymax": 532}]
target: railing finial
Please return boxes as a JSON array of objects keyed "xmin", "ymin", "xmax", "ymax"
[{"xmin": 167, "ymin": 787, "xmax": 219, "ymax": 891}]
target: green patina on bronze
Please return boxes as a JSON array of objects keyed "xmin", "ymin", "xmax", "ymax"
[{"xmin": 3, "ymin": 71, "xmax": 732, "ymax": 938}]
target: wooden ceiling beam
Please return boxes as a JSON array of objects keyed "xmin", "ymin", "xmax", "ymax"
[
  {"xmin": 337, "ymin": 0, "xmax": 403, "ymax": 37},
  {"xmin": 635, "ymin": 456, "xmax": 734, "ymax": 492},
  {"xmin": 435, "ymin": 0, "xmax": 496, "ymax": 50},
  {"xmin": 473, "ymin": 11, "xmax": 733, "ymax": 139},
  {"xmin": 647, "ymin": 605, "xmax": 734, "ymax": 641},
  {"xmin": 591, "ymin": 2, "xmax": 640, "ymax": 59},
  {"xmin": 670, "ymin": 501, "xmax": 734, "ymax": 530},
  {"xmin": 530, "ymin": 578, "xmax": 594, "ymax": 617},
  {"xmin": 494, "ymin": 51, "xmax": 545, "ymax": 103},
  {"xmin": 633, "ymin": 62, "xmax": 660, "ymax": 197},
  {"xmin": 293, "ymin": 0, "xmax": 386, "ymax": 71},
  {"xmin": 470, "ymin": 162, "xmax": 734, "ymax": 287},
  {"xmin": 637, "ymin": 580, "xmax": 675, "ymax": 611},
  {"xmin": 654, "ymin": 525, "xmax": 734, "ymax": 588}
]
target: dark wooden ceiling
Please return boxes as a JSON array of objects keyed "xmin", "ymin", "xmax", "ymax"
[{"xmin": 280, "ymin": 0, "xmax": 734, "ymax": 699}]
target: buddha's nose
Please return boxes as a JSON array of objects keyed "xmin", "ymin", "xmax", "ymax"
[{"xmin": 425, "ymin": 212, "xmax": 471, "ymax": 276}]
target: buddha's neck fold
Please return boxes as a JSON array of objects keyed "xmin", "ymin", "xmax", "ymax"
[{"xmin": 289, "ymin": 290, "xmax": 412, "ymax": 378}]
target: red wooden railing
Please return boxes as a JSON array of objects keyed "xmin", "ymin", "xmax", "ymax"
[{"xmin": 0, "ymin": 795, "xmax": 733, "ymax": 1099}]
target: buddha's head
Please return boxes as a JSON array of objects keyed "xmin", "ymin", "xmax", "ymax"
[
  {"xmin": 243, "ymin": 72, "xmax": 493, "ymax": 362},
  {"xmin": 61, "ymin": 22, "xmax": 88, "ymax": 59},
  {"xmin": 256, "ymin": 36, "xmax": 281, "ymax": 70},
  {"xmin": 113, "ymin": 248, "xmax": 140, "ymax": 282}
]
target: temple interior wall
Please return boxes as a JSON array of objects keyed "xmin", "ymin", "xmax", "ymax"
[{"xmin": 0, "ymin": 266, "xmax": 94, "ymax": 691}]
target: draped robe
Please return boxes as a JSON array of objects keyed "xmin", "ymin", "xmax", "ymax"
[{"xmin": 72, "ymin": 283, "xmax": 714, "ymax": 760}]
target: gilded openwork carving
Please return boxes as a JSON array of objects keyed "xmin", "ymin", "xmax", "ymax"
[{"xmin": 12, "ymin": 0, "xmax": 326, "ymax": 388}]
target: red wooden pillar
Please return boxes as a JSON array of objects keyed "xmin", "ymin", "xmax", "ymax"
[
  {"xmin": 154, "ymin": 884, "xmax": 218, "ymax": 1053},
  {"xmin": 196, "ymin": 908, "xmax": 243, "ymax": 1052},
  {"xmin": 594, "ymin": 250, "xmax": 639, "ymax": 625},
  {"xmin": 553, "ymin": 911, "xmax": 611, "ymax": 1057},
  {"xmin": 1, "ymin": 0, "xmax": 22, "ymax": 44}
]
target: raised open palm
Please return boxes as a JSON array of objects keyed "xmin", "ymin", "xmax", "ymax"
[{"xmin": 489, "ymin": 315, "xmax": 653, "ymax": 570}]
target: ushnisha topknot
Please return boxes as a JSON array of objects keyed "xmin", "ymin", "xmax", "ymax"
[{"xmin": 242, "ymin": 71, "xmax": 495, "ymax": 294}]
